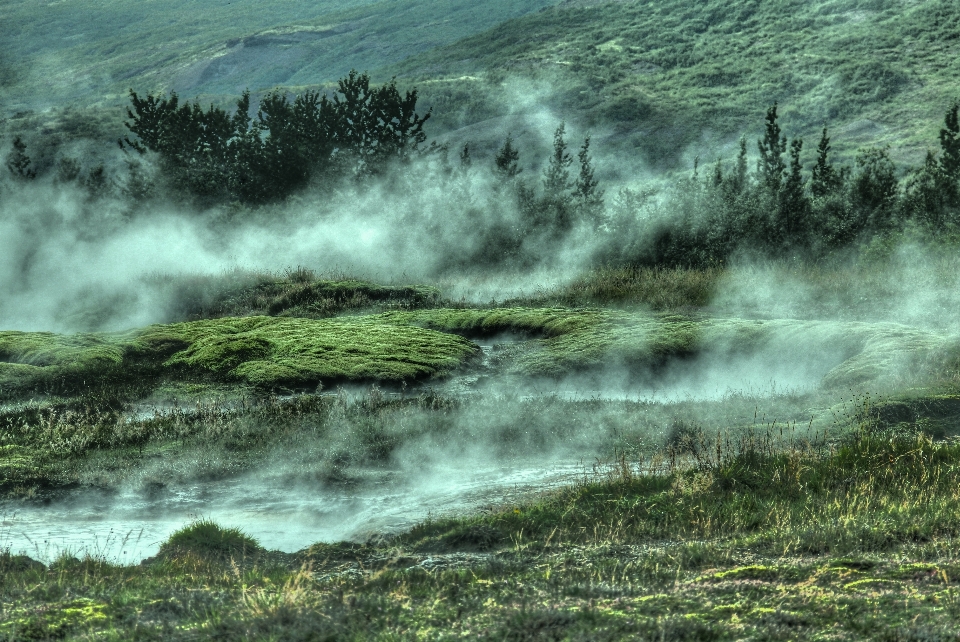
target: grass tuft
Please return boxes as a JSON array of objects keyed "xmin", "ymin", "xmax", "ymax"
[{"xmin": 158, "ymin": 519, "xmax": 262, "ymax": 560}]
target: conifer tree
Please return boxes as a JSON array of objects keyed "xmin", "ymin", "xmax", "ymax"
[
  {"xmin": 757, "ymin": 104, "xmax": 786, "ymax": 193},
  {"xmin": 574, "ymin": 136, "xmax": 604, "ymax": 228},
  {"xmin": 811, "ymin": 126, "xmax": 840, "ymax": 198},
  {"xmin": 723, "ymin": 136, "xmax": 749, "ymax": 197},
  {"xmin": 780, "ymin": 137, "xmax": 809, "ymax": 242},
  {"xmin": 712, "ymin": 157, "xmax": 723, "ymax": 188},
  {"xmin": 7, "ymin": 136, "xmax": 36, "ymax": 180},
  {"xmin": 939, "ymin": 101, "xmax": 960, "ymax": 181},
  {"xmin": 542, "ymin": 123, "xmax": 573, "ymax": 200},
  {"xmin": 495, "ymin": 134, "xmax": 521, "ymax": 179},
  {"xmin": 938, "ymin": 101, "xmax": 960, "ymax": 207},
  {"xmin": 534, "ymin": 123, "xmax": 575, "ymax": 236}
]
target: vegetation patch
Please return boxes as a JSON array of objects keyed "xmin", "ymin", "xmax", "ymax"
[
  {"xmin": 0, "ymin": 331, "xmax": 129, "ymax": 399},
  {"xmin": 6, "ymin": 424, "xmax": 960, "ymax": 639},
  {"xmin": 155, "ymin": 519, "xmax": 263, "ymax": 561},
  {"xmin": 0, "ymin": 316, "xmax": 480, "ymax": 401},
  {"xmin": 145, "ymin": 315, "xmax": 480, "ymax": 387},
  {"xmin": 382, "ymin": 307, "xmax": 958, "ymax": 387}
]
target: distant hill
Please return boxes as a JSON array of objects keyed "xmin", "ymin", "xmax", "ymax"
[
  {"xmin": 4, "ymin": 0, "xmax": 959, "ymax": 180},
  {"xmin": 391, "ymin": 0, "xmax": 960, "ymax": 174},
  {"xmin": 0, "ymin": 0, "xmax": 558, "ymax": 113}
]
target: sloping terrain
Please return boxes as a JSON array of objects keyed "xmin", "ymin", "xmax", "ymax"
[
  {"xmin": 6, "ymin": 0, "xmax": 960, "ymax": 173},
  {"xmin": 394, "ymin": 0, "xmax": 960, "ymax": 168},
  {"xmin": 0, "ymin": 0, "xmax": 558, "ymax": 113}
]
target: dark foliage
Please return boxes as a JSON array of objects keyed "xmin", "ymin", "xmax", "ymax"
[
  {"xmin": 120, "ymin": 71, "xmax": 430, "ymax": 204},
  {"xmin": 601, "ymin": 102, "xmax": 960, "ymax": 268},
  {"xmin": 6, "ymin": 136, "xmax": 36, "ymax": 180}
]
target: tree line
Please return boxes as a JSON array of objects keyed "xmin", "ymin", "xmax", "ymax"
[
  {"xmin": 4, "ymin": 71, "xmax": 960, "ymax": 268},
  {"xmin": 600, "ymin": 101, "xmax": 960, "ymax": 266}
]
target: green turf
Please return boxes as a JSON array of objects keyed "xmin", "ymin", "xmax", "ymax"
[
  {"xmin": 0, "ymin": 315, "xmax": 480, "ymax": 400},
  {"xmin": 3, "ymin": 306, "xmax": 953, "ymax": 401},
  {"xmin": 379, "ymin": 307, "xmax": 957, "ymax": 385}
]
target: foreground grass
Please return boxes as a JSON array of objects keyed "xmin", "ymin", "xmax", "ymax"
[{"xmin": 4, "ymin": 425, "xmax": 960, "ymax": 640}]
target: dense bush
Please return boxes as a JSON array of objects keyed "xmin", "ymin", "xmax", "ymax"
[{"xmin": 120, "ymin": 70, "xmax": 430, "ymax": 205}]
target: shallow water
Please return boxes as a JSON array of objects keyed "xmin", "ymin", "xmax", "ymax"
[{"xmin": 0, "ymin": 459, "xmax": 584, "ymax": 563}]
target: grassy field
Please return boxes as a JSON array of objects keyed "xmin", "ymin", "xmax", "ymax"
[
  {"xmin": 3, "ymin": 265, "xmax": 960, "ymax": 637},
  {"xmin": 4, "ymin": 413, "xmax": 960, "ymax": 639}
]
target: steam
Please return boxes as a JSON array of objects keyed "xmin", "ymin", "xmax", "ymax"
[
  {"xmin": 0, "ymin": 157, "xmax": 601, "ymax": 332},
  {"xmin": 3, "ymin": 114, "xmax": 960, "ymax": 563}
]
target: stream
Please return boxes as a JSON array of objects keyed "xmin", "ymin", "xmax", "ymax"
[{"xmin": 0, "ymin": 459, "xmax": 585, "ymax": 563}]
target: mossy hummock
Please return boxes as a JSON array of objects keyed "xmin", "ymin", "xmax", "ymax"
[
  {"xmin": 1, "ymin": 308, "xmax": 957, "ymax": 400},
  {"xmin": 0, "ymin": 316, "xmax": 480, "ymax": 399}
]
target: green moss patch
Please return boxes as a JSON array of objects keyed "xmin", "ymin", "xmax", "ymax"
[
  {"xmin": 0, "ymin": 331, "xmax": 128, "ymax": 398},
  {"xmin": 2, "ymin": 307, "xmax": 958, "ymax": 402},
  {"xmin": 380, "ymin": 308, "xmax": 958, "ymax": 386},
  {"xmin": 144, "ymin": 315, "xmax": 479, "ymax": 387},
  {"xmin": 0, "ymin": 316, "xmax": 480, "ymax": 401}
]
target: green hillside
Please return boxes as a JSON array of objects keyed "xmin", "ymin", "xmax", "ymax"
[
  {"xmin": 5, "ymin": 0, "xmax": 960, "ymax": 176},
  {"xmin": 0, "ymin": 0, "xmax": 557, "ymax": 113},
  {"xmin": 393, "ymin": 0, "xmax": 960, "ymax": 170}
]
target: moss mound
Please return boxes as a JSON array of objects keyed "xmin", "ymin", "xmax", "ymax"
[
  {"xmin": 0, "ymin": 331, "xmax": 128, "ymax": 398},
  {"xmin": 381, "ymin": 308, "xmax": 959, "ymax": 387},
  {"xmin": 158, "ymin": 519, "xmax": 262, "ymax": 560},
  {"xmin": 141, "ymin": 315, "xmax": 479, "ymax": 387},
  {"xmin": 0, "ymin": 316, "xmax": 480, "ymax": 400}
]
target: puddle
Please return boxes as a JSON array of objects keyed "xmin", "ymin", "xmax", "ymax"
[{"xmin": 0, "ymin": 459, "xmax": 584, "ymax": 563}]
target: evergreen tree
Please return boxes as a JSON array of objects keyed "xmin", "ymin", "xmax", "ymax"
[
  {"xmin": 811, "ymin": 126, "xmax": 840, "ymax": 198},
  {"xmin": 542, "ymin": 122, "xmax": 573, "ymax": 200},
  {"xmin": 574, "ymin": 136, "xmax": 604, "ymax": 229},
  {"xmin": 780, "ymin": 137, "xmax": 809, "ymax": 243},
  {"xmin": 938, "ymin": 100, "xmax": 960, "ymax": 207},
  {"xmin": 852, "ymin": 146, "xmax": 898, "ymax": 230},
  {"xmin": 902, "ymin": 150, "xmax": 948, "ymax": 228},
  {"xmin": 939, "ymin": 101, "xmax": 960, "ymax": 180},
  {"xmin": 757, "ymin": 104, "xmax": 786, "ymax": 193},
  {"xmin": 7, "ymin": 136, "xmax": 36, "ymax": 180},
  {"xmin": 722, "ymin": 136, "xmax": 749, "ymax": 199},
  {"xmin": 495, "ymin": 133, "xmax": 521, "ymax": 179},
  {"xmin": 539, "ymin": 122, "xmax": 575, "ymax": 235},
  {"xmin": 711, "ymin": 157, "xmax": 723, "ymax": 188}
]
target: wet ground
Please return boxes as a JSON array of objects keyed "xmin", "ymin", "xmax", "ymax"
[
  {"xmin": 0, "ymin": 459, "xmax": 585, "ymax": 563},
  {"xmin": 0, "ymin": 333, "xmax": 856, "ymax": 563}
]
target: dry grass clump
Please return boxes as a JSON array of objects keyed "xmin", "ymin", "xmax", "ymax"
[{"xmin": 557, "ymin": 265, "xmax": 723, "ymax": 309}]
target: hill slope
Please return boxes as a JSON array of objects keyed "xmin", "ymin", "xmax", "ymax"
[
  {"xmin": 392, "ymin": 0, "xmax": 960, "ymax": 170},
  {"xmin": 4, "ymin": 0, "xmax": 960, "ymax": 177},
  {"xmin": 0, "ymin": 0, "xmax": 558, "ymax": 113}
]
